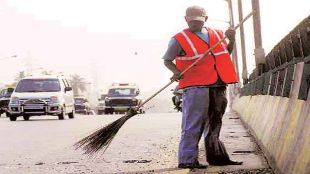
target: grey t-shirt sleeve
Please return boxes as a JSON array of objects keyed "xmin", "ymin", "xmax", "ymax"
[{"xmin": 162, "ymin": 38, "xmax": 183, "ymax": 61}]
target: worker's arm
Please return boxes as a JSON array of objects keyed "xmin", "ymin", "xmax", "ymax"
[
  {"xmin": 163, "ymin": 38, "xmax": 183, "ymax": 81},
  {"xmin": 164, "ymin": 60, "xmax": 182, "ymax": 81},
  {"xmin": 225, "ymin": 28, "xmax": 236, "ymax": 54},
  {"xmin": 227, "ymin": 40, "xmax": 235, "ymax": 54}
]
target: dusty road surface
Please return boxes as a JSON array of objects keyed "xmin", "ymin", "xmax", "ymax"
[{"xmin": 0, "ymin": 112, "xmax": 272, "ymax": 174}]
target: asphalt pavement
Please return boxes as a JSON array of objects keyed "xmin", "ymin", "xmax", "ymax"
[{"xmin": 0, "ymin": 111, "xmax": 272, "ymax": 174}]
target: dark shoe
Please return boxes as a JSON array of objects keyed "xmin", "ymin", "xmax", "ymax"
[
  {"xmin": 209, "ymin": 160, "xmax": 243, "ymax": 166},
  {"xmin": 227, "ymin": 160, "xmax": 243, "ymax": 165},
  {"xmin": 178, "ymin": 162, "xmax": 207, "ymax": 169}
]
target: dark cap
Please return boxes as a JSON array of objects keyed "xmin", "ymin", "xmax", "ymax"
[{"xmin": 185, "ymin": 5, "xmax": 207, "ymax": 22}]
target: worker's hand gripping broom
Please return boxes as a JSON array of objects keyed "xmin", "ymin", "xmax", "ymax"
[{"xmin": 74, "ymin": 12, "xmax": 253, "ymax": 156}]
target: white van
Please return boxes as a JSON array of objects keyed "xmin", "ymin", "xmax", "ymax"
[{"xmin": 8, "ymin": 75, "xmax": 75, "ymax": 121}]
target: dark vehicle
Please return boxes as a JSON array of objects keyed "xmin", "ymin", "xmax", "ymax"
[
  {"xmin": 74, "ymin": 96, "xmax": 91, "ymax": 115},
  {"xmin": 172, "ymin": 85, "xmax": 183, "ymax": 112},
  {"xmin": 104, "ymin": 83, "xmax": 144, "ymax": 114},
  {"xmin": 0, "ymin": 88, "xmax": 14, "ymax": 117}
]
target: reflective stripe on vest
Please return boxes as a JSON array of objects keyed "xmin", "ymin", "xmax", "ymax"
[
  {"xmin": 209, "ymin": 28, "xmax": 229, "ymax": 56},
  {"xmin": 180, "ymin": 31, "xmax": 199, "ymax": 57}
]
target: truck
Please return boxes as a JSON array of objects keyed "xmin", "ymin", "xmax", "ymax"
[{"xmin": 104, "ymin": 83, "xmax": 144, "ymax": 114}]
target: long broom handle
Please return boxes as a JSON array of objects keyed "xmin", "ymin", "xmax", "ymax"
[{"xmin": 136, "ymin": 12, "xmax": 253, "ymax": 110}]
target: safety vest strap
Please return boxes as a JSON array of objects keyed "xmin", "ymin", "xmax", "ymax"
[
  {"xmin": 176, "ymin": 53, "xmax": 213, "ymax": 60},
  {"xmin": 180, "ymin": 31, "xmax": 199, "ymax": 57},
  {"xmin": 208, "ymin": 28, "xmax": 229, "ymax": 56}
]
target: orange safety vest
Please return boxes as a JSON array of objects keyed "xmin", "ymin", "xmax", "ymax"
[{"xmin": 174, "ymin": 27, "xmax": 238, "ymax": 89}]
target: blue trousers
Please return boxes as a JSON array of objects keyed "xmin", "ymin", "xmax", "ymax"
[{"xmin": 178, "ymin": 87, "xmax": 210, "ymax": 164}]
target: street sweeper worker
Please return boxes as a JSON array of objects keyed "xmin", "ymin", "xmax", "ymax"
[{"xmin": 162, "ymin": 5, "xmax": 242, "ymax": 169}]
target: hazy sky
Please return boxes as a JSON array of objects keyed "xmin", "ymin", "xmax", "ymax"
[{"xmin": 0, "ymin": 0, "xmax": 309, "ymax": 92}]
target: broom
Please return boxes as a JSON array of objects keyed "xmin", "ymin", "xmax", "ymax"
[{"xmin": 74, "ymin": 12, "xmax": 253, "ymax": 156}]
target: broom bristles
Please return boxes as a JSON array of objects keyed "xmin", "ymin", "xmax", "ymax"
[{"xmin": 74, "ymin": 110, "xmax": 137, "ymax": 156}]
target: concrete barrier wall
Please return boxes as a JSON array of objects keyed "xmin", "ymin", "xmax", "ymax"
[
  {"xmin": 232, "ymin": 95, "xmax": 309, "ymax": 174},
  {"xmin": 232, "ymin": 15, "xmax": 310, "ymax": 174}
]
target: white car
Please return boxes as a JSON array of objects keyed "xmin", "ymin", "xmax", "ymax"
[{"xmin": 8, "ymin": 75, "xmax": 75, "ymax": 121}]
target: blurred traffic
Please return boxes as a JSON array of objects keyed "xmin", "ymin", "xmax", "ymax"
[{"xmin": 0, "ymin": 73, "xmax": 178, "ymax": 121}]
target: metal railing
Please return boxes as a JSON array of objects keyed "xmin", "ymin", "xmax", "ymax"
[{"xmin": 241, "ymin": 16, "xmax": 310, "ymax": 100}]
